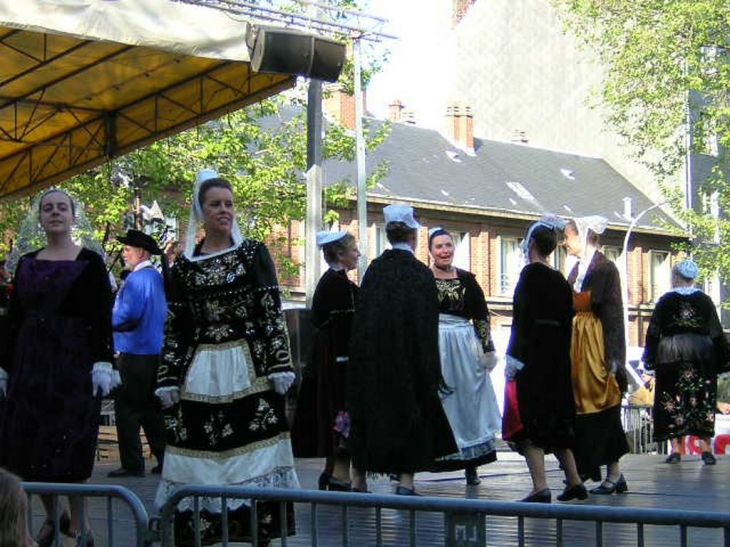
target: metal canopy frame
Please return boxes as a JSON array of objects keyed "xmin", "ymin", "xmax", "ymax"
[
  {"xmin": 175, "ymin": 0, "xmax": 394, "ymax": 42},
  {"xmin": 0, "ymin": 2, "xmax": 295, "ymax": 201}
]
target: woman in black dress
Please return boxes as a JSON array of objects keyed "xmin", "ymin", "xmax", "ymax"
[
  {"xmin": 428, "ymin": 228, "xmax": 500, "ymax": 485},
  {"xmin": 643, "ymin": 259, "xmax": 729, "ymax": 464},
  {"xmin": 505, "ymin": 217, "xmax": 586, "ymax": 503},
  {"xmin": 291, "ymin": 231, "xmax": 368, "ymax": 492},
  {"xmin": 347, "ymin": 203, "xmax": 457, "ymax": 496},
  {"xmin": 0, "ymin": 188, "xmax": 115, "ymax": 547},
  {"xmin": 154, "ymin": 170, "xmax": 298, "ymax": 546},
  {"xmin": 564, "ymin": 215, "xmax": 629, "ymax": 494}
]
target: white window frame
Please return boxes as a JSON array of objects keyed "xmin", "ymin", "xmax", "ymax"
[
  {"xmin": 498, "ymin": 235, "xmax": 523, "ymax": 296},
  {"xmin": 448, "ymin": 230, "xmax": 471, "ymax": 271},
  {"xmin": 649, "ymin": 250, "xmax": 671, "ymax": 302}
]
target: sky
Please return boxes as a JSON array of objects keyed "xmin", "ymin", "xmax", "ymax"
[{"xmin": 361, "ymin": 0, "xmax": 453, "ymax": 129}]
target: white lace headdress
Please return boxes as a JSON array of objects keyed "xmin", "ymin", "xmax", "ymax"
[
  {"xmin": 6, "ymin": 188, "xmax": 105, "ymax": 275},
  {"xmin": 519, "ymin": 213, "xmax": 567, "ymax": 260},
  {"xmin": 183, "ymin": 169, "xmax": 243, "ymax": 261}
]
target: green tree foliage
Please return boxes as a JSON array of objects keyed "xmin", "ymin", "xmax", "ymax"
[
  {"xmin": 553, "ymin": 0, "xmax": 730, "ymax": 281},
  {"xmin": 0, "ymin": 92, "xmax": 391, "ymax": 276}
]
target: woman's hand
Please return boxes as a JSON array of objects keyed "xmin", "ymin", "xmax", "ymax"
[{"xmin": 156, "ymin": 386, "xmax": 181, "ymax": 409}]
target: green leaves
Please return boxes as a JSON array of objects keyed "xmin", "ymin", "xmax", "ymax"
[{"xmin": 554, "ymin": 0, "xmax": 730, "ymax": 286}]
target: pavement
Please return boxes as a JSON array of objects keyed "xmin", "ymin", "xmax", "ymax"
[{"xmin": 27, "ymin": 450, "xmax": 730, "ymax": 546}]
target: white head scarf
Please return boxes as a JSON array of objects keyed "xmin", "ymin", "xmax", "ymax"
[
  {"xmin": 675, "ymin": 258, "xmax": 699, "ymax": 280},
  {"xmin": 571, "ymin": 215, "xmax": 608, "ymax": 292},
  {"xmin": 183, "ymin": 169, "xmax": 243, "ymax": 261},
  {"xmin": 6, "ymin": 188, "xmax": 105, "ymax": 275},
  {"xmin": 519, "ymin": 213, "xmax": 566, "ymax": 263},
  {"xmin": 572, "ymin": 215, "xmax": 607, "ymax": 261}
]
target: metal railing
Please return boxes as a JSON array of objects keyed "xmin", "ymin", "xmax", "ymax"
[
  {"xmin": 622, "ymin": 404, "xmax": 666, "ymax": 454},
  {"xmin": 156, "ymin": 485, "xmax": 730, "ymax": 547},
  {"xmin": 24, "ymin": 483, "xmax": 152, "ymax": 547}
]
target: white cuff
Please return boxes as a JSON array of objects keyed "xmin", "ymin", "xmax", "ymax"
[
  {"xmin": 155, "ymin": 386, "xmax": 180, "ymax": 397},
  {"xmin": 110, "ymin": 369, "xmax": 122, "ymax": 390},
  {"xmin": 505, "ymin": 355, "xmax": 525, "ymax": 371},
  {"xmin": 92, "ymin": 361, "xmax": 113, "ymax": 375},
  {"xmin": 335, "ymin": 356, "xmax": 349, "ymax": 363}
]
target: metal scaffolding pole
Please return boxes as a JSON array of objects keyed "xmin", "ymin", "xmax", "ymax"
[{"xmin": 353, "ymin": 39, "xmax": 368, "ymax": 282}]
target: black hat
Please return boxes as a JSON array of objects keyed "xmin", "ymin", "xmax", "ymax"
[{"xmin": 116, "ymin": 229, "xmax": 162, "ymax": 255}]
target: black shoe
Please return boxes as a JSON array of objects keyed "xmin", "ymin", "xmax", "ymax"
[
  {"xmin": 150, "ymin": 463, "xmax": 163, "ymax": 475},
  {"xmin": 36, "ymin": 512, "xmax": 71, "ymax": 547},
  {"xmin": 61, "ymin": 530, "xmax": 94, "ymax": 547},
  {"xmin": 702, "ymin": 451, "xmax": 717, "ymax": 465},
  {"xmin": 107, "ymin": 467, "xmax": 145, "ymax": 478},
  {"xmin": 665, "ymin": 452, "xmax": 681, "ymax": 464},
  {"xmin": 465, "ymin": 466, "xmax": 481, "ymax": 486},
  {"xmin": 327, "ymin": 476, "xmax": 352, "ymax": 492},
  {"xmin": 557, "ymin": 483, "xmax": 588, "ymax": 501},
  {"xmin": 590, "ymin": 474, "xmax": 628, "ymax": 495},
  {"xmin": 318, "ymin": 471, "xmax": 330, "ymax": 491},
  {"xmin": 395, "ymin": 485, "xmax": 421, "ymax": 496},
  {"xmin": 520, "ymin": 489, "xmax": 551, "ymax": 503}
]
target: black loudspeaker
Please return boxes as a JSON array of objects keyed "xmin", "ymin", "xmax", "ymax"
[{"xmin": 248, "ymin": 26, "xmax": 346, "ymax": 83}]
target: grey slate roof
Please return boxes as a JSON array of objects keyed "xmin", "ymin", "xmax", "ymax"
[{"xmin": 323, "ymin": 120, "xmax": 678, "ymax": 232}]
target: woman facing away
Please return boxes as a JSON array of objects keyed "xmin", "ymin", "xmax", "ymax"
[
  {"xmin": 0, "ymin": 188, "xmax": 116, "ymax": 547},
  {"xmin": 564, "ymin": 215, "xmax": 630, "ymax": 495},
  {"xmin": 427, "ymin": 227, "xmax": 501, "ymax": 485},
  {"xmin": 154, "ymin": 170, "xmax": 299, "ymax": 547},
  {"xmin": 347, "ymin": 203, "xmax": 457, "ymax": 496},
  {"xmin": 291, "ymin": 230, "xmax": 368, "ymax": 492},
  {"xmin": 504, "ymin": 217, "xmax": 586, "ymax": 503},
  {"xmin": 643, "ymin": 259, "xmax": 729, "ymax": 465}
]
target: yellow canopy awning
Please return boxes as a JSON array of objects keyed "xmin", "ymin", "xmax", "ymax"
[{"xmin": 0, "ymin": 0, "xmax": 294, "ymax": 200}]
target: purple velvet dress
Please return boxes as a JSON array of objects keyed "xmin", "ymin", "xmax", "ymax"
[{"xmin": 0, "ymin": 249, "xmax": 113, "ymax": 482}]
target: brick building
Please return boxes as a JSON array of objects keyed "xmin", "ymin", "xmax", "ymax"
[{"xmin": 273, "ymin": 92, "xmax": 685, "ymax": 349}]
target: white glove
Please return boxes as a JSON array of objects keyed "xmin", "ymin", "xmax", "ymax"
[
  {"xmin": 110, "ymin": 369, "xmax": 122, "ymax": 391},
  {"xmin": 505, "ymin": 355, "xmax": 525, "ymax": 380},
  {"xmin": 0, "ymin": 366, "xmax": 8, "ymax": 398},
  {"xmin": 156, "ymin": 387, "xmax": 181, "ymax": 409},
  {"xmin": 479, "ymin": 351, "xmax": 499, "ymax": 372},
  {"xmin": 269, "ymin": 372, "xmax": 295, "ymax": 395},
  {"xmin": 91, "ymin": 362, "xmax": 114, "ymax": 397}
]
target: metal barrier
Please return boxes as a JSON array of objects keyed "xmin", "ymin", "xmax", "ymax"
[
  {"xmin": 24, "ymin": 482, "xmax": 153, "ymax": 547},
  {"xmin": 156, "ymin": 486, "xmax": 730, "ymax": 547},
  {"xmin": 622, "ymin": 404, "xmax": 665, "ymax": 454}
]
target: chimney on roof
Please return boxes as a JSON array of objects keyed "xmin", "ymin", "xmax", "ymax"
[
  {"xmin": 389, "ymin": 99, "xmax": 405, "ymax": 122},
  {"xmin": 445, "ymin": 104, "xmax": 474, "ymax": 152},
  {"xmin": 511, "ymin": 129, "xmax": 528, "ymax": 144},
  {"xmin": 322, "ymin": 83, "xmax": 366, "ymax": 130},
  {"xmin": 401, "ymin": 110, "xmax": 417, "ymax": 125},
  {"xmin": 623, "ymin": 197, "xmax": 633, "ymax": 220}
]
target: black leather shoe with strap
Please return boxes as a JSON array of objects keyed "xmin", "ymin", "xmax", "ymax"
[{"xmin": 590, "ymin": 474, "xmax": 628, "ymax": 495}]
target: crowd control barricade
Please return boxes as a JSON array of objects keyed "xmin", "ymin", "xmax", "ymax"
[
  {"xmin": 622, "ymin": 404, "xmax": 663, "ymax": 454},
  {"xmin": 24, "ymin": 482, "xmax": 152, "ymax": 547},
  {"xmin": 156, "ymin": 485, "xmax": 730, "ymax": 547}
]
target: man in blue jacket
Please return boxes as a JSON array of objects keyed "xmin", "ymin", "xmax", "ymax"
[{"xmin": 108, "ymin": 229, "xmax": 168, "ymax": 478}]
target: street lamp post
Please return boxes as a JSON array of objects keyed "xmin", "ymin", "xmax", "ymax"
[{"xmin": 621, "ymin": 201, "xmax": 667, "ymax": 347}]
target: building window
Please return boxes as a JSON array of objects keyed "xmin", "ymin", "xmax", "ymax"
[
  {"xmin": 551, "ymin": 244, "xmax": 567, "ymax": 273},
  {"xmin": 603, "ymin": 245, "xmax": 622, "ymax": 264},
  {"xmin": 650, "ymin": 251, "xmax": 671, "ymax": 301},
  {"xmin": 452, "ymin": 231, "xmax": 471, "ymax": 271},
  {"xmin": 499, "ymin": 236, "xmax": 523, "ymax": 296},
  {"xmin": 372, "ymin": 224, "xmax": 389, "ymax": 258}
]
